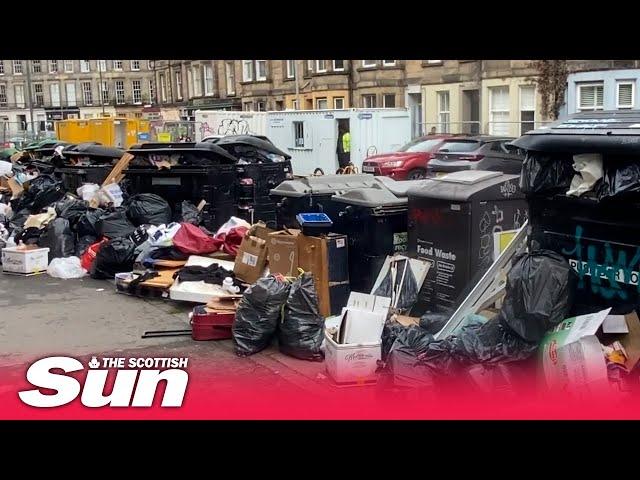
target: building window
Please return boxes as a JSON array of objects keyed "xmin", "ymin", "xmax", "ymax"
[
  {"xmin": 192, "ymin": 66, "xmax": 202, "ymax": 97},
  {"xmin": 519, "ymin": 85, "xmax": 536, "ymax": 135},
  {"xmin": 225, "ymin": 62, "xmax": 235, "ymax": 95},
  {"xmin": 80, "ymin": 60, "xmax": 90, "ymax": 73},
  {"xmin": 132, "ymin": 79, "xmax": 142, "ymax": 104},
  {"xmin": 293, "ymin": 121, "xmax": 304, "ymax": 147},
  {"xmin": 242, "ymin": 60, "xmax": 254, "ymax": 82},
  {"xmin": 160, "ymin": 74, "xmax": 167, "ymax": 102},
  {"xmin": 489, "ymin": 86, "xmax": 510, "ymax": 135},
  {"xmin": 617, "ymin": 81, "xmax": 635, "ymax": 109},
  {"xmin": 437, "ymin": 91, "xmax": 450, "ymax": 133},
  {"xmin": 243, "ymin": 101, "xmax": 252, "ymax": 111},
  {"xmin": 316, "ymin": 97, "xmax": 328, "ymax": 109},
  {"xmin": 32, "ymin": 60, "xmax": 42, "ymax": 73},
  {"xmin": 82, "ymin": 82, "xmax": 93, "ymax": 106},
  {"xmin": 148, "ymin": 79, "xmax": 155, "ymax": 104},
  {"xmin": 362, "ymin": 60, "xmax": 377, "ymax": 68},
  {"xmin": 113, "ymin": 60, "xmax": 123, "ymax": 71},
  {"xmin": 131, "ymin": 60, "xmax": 140, "ymax": 71},
  {"xmin": 175, "ymin": 71, "xmax": 183, "ymax": 100},
  {"xmin": 577, "ymin": 83, "xmax": 604, "ymax": 111},
  {"xmin": 98, "ymin": 60, "xmax": 107, "ymax": 72},
  {"xmin": 49, "ymin": 60, "xmax": 58, "ymax": 73},
  {"xmin": 334, "ymin": 97, "xmax": 345, "ymax": 109},
  {"xmin": 307, "ymin": 60, "xmax": 314, "ymax": 73},
  {"xmin": 15, "ymin": 84, "xmax": 25, "ymax": 107},
  {"xmin": 65, "ymin": 83, "xmax": 76, "ymax": 107},
  {"xmin": 49, "ymin": 83, "xmax": 60, "ymax": 107},
  {"xmin": 34, "ymin": 83, "xmax": 44, "ymax": 106},
  {"xmin": 64, "ymin": 60, "xmax": 73, "ymax": 73},
  {"xmin": 13, "ymin": 61, "xmax": 23, "ymax": 74},
  {"xmin": 255, "ymin": 60, "xmax": 267, "ymax": 81},
  {"xmin": 292, "ymin": 99, "xmax": 299, "ymax": 110},
  {"xmin": 316, "ymin": 60, "xmax": 327, "ymax": 73},
  {"xmin": 147, "ymin": 60, "xmax": 153, "ymax": 70},
  {"xmin": 362, "ymin": 94, "xmax": 376, "ymax": 108},
  {"xmin": 187, "ymin": 68, "xmax": 193, "ymax": 97},
  {"xmin": 100, "ymin": 81, "xmax": 109, "ymax": 104},
  {"xmin": 286, "ymin": 60, "xmax": 295, "ymax": 79},
  {"xmin": 0, "ymin": 61, "xmax": 4, "ymax": 75},
  {"xmin": 0, "ymin": 84, "xmax": 7, "ymax": 107},
  {"xmin": 426, "ymin": 60, "xmax": 442, "ymax": 64},
  {"xmin": 203, "ymin": 64, "xmax": 214, "ymax": 96},
  {"xmin": 383, "ymin": 94, "xmax": 396, "ymax": 108},
  {"xmin": 382, "ymin": 60, "xmax": 396, "ymax": 67},
  {"xmin": 275, "ymin": 100, "xmax": 284, "ymax": 111},
  {"xmin": 256, "ymin": 101, "xmax": 266, "ymax": 111},
  {"xmin": 333, "ymin": 60, "xmax": 345, "ymax": 71},
  {"xmin": 115, "ymin": 80, "xmax": 125, "ymax": 104}
]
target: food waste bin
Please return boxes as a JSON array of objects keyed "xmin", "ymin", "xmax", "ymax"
[{"xmin": 407, "ymin": 170, "xmax": 528, "ymax": 314}]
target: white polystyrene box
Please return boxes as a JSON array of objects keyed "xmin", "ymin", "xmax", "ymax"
[
  {"xmin": 324, "ymin": 330, "xmax": 380, "ymax": 385},
  {"xmin": 2, "ymin": 247, "xmax": 49, "ymax": 274}
]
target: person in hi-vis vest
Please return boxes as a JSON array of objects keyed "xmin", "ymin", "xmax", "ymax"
[{"xmin": 337, "ymin": 127, "xmax": 351, "ymax": 168}]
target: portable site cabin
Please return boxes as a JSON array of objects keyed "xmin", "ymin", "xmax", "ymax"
[
  {"xmin": 54, "ymin": 118, "xmax": 150, "ymax": 149},
  {"xmin": 194, "ymin": 110, "xmax": 268, "ymax": 141},
  {"xmin": 265, "ymin": 109, "xmax": 411, "ymax": 175}
]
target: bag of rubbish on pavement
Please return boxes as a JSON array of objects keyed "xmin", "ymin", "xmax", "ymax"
[
  {"xmin": 54, "ymin": 196, "xmax": 89, "ymax": 228},
  {"xmin": 76, "ymin": 208, "xmax": 106, "ymax": 238},
  {"xmin": 39, "ymin": 217, "xmax": 76, "ymax": 261},
  {"xmin": 519, "ymin": 151, "xmax": 575, "ymax": 195},
  {"xmin": 17, "ymin": 174, "xmax": 65, "ymax": 213},
  {"xmin": 383, "ymin": 324, "xmax": 437, "ymax": 389},
  {"xmin": 90, "ymin": 237, "xmax": 137, "ymax": 279},
  {"xmin": 125, "ymin": 193, "xmax": 172, "ymax": 226},
  {"xmin": 172, "ymin": 200, "xmax": 201, "ymax": 225},
  {"xmin": 278, "ymin": 272, "xmax": 325, "ymax": 361},
  {"xmin": 233, "ymin": 275, "xmax": 291, "ymax": 357},
  {"xmin": 96, "ymin": 208, "xmax": 137, "ymax": 239},
  {"xmin": 47, "ymin": 256, "xmax": 86, "ymax": 279}
]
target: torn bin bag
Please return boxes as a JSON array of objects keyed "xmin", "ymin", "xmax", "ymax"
[
  {"xmin": 519, "ymin": 151, "xmax": 575, "ymax": 195},
  {"xmin": 39, "ymin": 217, "xmax": 75, "ymax": 261},
  {"xmin": 496, "ymin": 249, "xmax": 576, "ymax": 343},
  {"xmin": 233, "ymin": 275, "xmax": 291, "ymax": 356},
  {"xmin": 278, "ymin": 272, "xmax": 325, "ymax": 361},
  {"xmin": 125, "ymin": 193, "xmax": 172, "ymax": 226},
  {"xmin": 90, "ymin": 237, "xmax": 137, "ymax": 279}
]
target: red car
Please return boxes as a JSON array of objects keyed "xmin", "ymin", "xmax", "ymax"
[{"xmin": 361, "ymin": 135, "xmax": 460, "ymax": 180}]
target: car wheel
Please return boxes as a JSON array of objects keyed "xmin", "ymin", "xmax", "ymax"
[{"xmin": 407, "ymin": 168, "xmax": 427, "ymax": 180}]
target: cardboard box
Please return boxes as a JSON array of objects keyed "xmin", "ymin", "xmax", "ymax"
[
  {"xmin": 602, "ymin": 311, "xmax": 640, "ymax": 371},
  {"xmin": 248, "ymin": 221, "xmax": 275, "ymax": 244},
  {"xmin": 233, "ymin": 235, "xmax": 268, "ymax": 284},
  {"xmin": 539, "ymin": 308, "xmax": 611, "ymax": 393},
  {"xmin": 2, "ymin": 247, "xmax": 50, "ymax": 275},
  {"xmin": 268, "ymin": 229, "xmax": 301, "ymax": 276},
  {"xmin": 298, "ymin": 233, "xmax": 350, "ymax": 317}
]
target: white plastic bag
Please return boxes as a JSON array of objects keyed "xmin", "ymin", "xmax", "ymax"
[
  {"xmin": 147, "ymin": 222, "xmax": 182, "ymax": 247},
  {"xmin": 566, "ymin": 153, "xmax": 603, "ymax": 197},
  {"xmin": 214, "ymin": 216, "xmax": 251, "ymax": 237},
  {"xmin": 47, "ymin": 256, "xmax": 87, "ymax": 279},
  {"xmin": 77, "ymin": 183, "xmax": 100, "ymax": 202},
  {"xmin": 0, "ymin": 160, "xmax": 12, "ymax": 177}
]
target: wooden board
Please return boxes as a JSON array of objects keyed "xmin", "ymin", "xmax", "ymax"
[
  {"xmin": 152, "ymin": 259, "xmax": 188, "ymax": 268},
  {"xmin": 102, "ymin": 152, "xmax": 134, "ymax": 186},
  {"xmin": 139, "ymin": 267, "xmax": 180, "ymax": 289}
]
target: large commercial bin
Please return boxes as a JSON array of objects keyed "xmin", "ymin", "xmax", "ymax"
[
  {"xmin": 407, "ymin": 170, "xmax": 528, "ymax": 314},
  {"xmin": 55, "ymin": 143, "xmax": 125, "ymax": 192}
]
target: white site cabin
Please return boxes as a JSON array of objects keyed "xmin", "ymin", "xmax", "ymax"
[{"xmin": 194, "ymin": 108, "xmax": 411, "ymax": 176}]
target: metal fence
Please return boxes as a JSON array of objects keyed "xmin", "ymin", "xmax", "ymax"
[
  {"xmin": 416, "ymin": 121, "xmax": 554, "ymax": 139},
  {"xmin": 1, "ymin": 122, "xmax": 56, "ymax": 147}
]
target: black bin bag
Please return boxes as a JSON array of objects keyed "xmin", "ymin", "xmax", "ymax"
[
  {"xmin": 173, "ymin": 200, "xmax": 201, "ymax": 225},
  {"xmin": 519, "ymin": 151, "xmax": 575, "ymax": 195},
  {"xmin": 39, "ymin": 218, "xmax": 75, "ymax": 261},
  {"xmin": 90, "ymin": 237, "xmax": 137, "ymax": 279},
  {"xmin": 278, "ymin": 272, "xmax": 325, "ymax": 361},
  {"xmin": 598, "ymin": 159, "xmax": 640, "ymax": 200},
  {"xmin": 125, "ymin": 193, "xmax": 172, "ymax": 226},
  {"xmin": 18, "ymin": 174, "xmax": 65, "ymax": 212},
  {"xmin": 54, "ymin": 196, "xmax": 88, "ymax": 227},
  {"xmin": 497, "ymin": 249, "xmax": 576, "ymax": 343},
  {"xmin": 97, "ymin": 208, "xmax": 136, "ymax": 239},
  {"xmin": 233, "ymin": 275, "xmax": 291, "ymax": 356}
]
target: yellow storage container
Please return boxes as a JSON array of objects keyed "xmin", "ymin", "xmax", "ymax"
[{"xmin": 55, "ymin": 117, "xmax": 149, "ymax": 149}]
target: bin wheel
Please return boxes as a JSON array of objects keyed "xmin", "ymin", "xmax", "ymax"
[{"xmin": 313, "ymin": 168, "xmax": 324, "ymax": 176}]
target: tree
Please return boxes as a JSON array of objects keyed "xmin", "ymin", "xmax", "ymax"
[{"xmin": 532, "ymin": 60, "xmax": 568, "ymax": 120}]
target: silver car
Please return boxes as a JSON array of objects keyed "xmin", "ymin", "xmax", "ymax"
[{"xmin": 427, "ymin": 136, "xmax": 525, "ymax": 175}]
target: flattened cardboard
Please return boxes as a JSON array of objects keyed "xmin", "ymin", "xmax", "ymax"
[
  {"xmin": 233, "ymin": 235, "xmax": 268, "ymax": 284},
  {"xmin": 395, "ymin": 315, "xmax": 420, "ymax": 327},
  {"xmin": 268, "ymin": 229, "xmax": 301, "ymax": 276}
]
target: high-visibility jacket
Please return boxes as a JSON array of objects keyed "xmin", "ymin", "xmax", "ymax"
[{"xmin": 342, "ymin": 132, "xmax": 351, "ymax": 153}]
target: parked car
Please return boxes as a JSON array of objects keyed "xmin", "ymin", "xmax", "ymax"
[
  {"xmin": 427, "ymin": 136, "xmax": 525, "ymax": 175},
  {"xmin": 361, "ymin": 135, "xmax": 462, "ymax": 180}
]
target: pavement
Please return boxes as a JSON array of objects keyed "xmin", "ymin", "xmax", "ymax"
[{"xmin": 0, "ymin": 271, "xmax": 339, "ymax": 398}]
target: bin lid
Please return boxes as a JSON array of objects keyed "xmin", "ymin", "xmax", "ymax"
[
  {"xmin": 214, "ymin": 135, "xmax": 292, "ymax": 160},
  {"xmin": 407, "ymin": 171, "xmax": 522, "ymax": 201},
  {"xmin": 332, "ymin": 184, "xmax": 407, "ymax": 207},
  {"xmin": 373, "ymin": 176, "xmax": 425, "ymax": 197},
  {"xmin": 270, "ymin": 174, "xmax": 379, "ymax": 198},
  {"xmin": 513, "ymin": 110, "xmax": 640, "ymax": 154},
  {"xmin": 127, "ymin": 142, "xmax": 238, "ymax": 163}
]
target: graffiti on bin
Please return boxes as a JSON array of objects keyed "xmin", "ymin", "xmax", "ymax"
[{"xmin": 562, "ymin": 225, "xmax": 640, "ymax": 300}]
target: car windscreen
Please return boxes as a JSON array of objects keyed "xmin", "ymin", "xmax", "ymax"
[
  {"xmin": 438, "ymin": 141, "xmax": 481, "ymax": 152},
  {"xmin": 398, "ymin": 138, "xmax": 443, "ymax": 153}
]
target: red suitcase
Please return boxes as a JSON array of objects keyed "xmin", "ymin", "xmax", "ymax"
[{"xmin": 190, "ymin": 306, "xmax": 235, "ymax": 341}]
